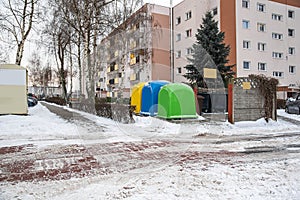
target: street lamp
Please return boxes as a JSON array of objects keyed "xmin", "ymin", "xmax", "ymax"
[{"xmin": 170, "ymin": 0, "xmax": 174, "ymax": 82}]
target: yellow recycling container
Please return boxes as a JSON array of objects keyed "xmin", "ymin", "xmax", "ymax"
[{"xmin": 130, "ymin": 82, "xmax": 146, "ymax": 114}]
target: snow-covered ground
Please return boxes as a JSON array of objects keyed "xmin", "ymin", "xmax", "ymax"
[
  {"xmin": 0, "ymin": 103, "xmax": 299, "ymax": 199},
  {"xmin": 277, "ymin": 109, "xmax": 300, "ymax": 122}
]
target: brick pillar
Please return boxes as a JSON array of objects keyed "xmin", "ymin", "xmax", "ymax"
[{"xmin": 228, "ymin": 82, "xmax": 233, "ymax": 123}]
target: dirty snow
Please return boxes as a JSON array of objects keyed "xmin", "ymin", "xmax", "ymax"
[{"xmin": 0, "ymin": 102, "xmax": 299, "ymax": 200}]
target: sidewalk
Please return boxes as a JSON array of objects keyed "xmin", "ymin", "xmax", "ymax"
[
  {"xmin": 41, "ymin": 102, "xmax": 105, "ymax": 133},
  {"xmin": 277, "ymin": 115, "xmax": 300, "ymax": 125}
]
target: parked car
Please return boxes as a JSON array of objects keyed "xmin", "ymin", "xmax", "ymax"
[
  {"xmin": 285, "ymin": 93, "xmax": 300, "ymax": 114},
  {"xmin": 28, "ymin": 93, "xmax": 38, "ymax": 99},
  {"xmin": 27, "ymin": 93, "xmax": 38, "ymax": 107}
]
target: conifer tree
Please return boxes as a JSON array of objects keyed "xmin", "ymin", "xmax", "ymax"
[{"xmin": 183, "ymin": 11, "xmax": 234, "ymax": 88}]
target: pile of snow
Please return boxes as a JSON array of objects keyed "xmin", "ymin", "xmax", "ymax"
[{"xmin": 0, "ymin": 103, "xmax": 81, "ymax": 147}]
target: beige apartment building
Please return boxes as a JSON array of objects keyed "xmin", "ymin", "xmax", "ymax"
[
  {"xmin": 173, "ymin": 0, "xmax": 300, "ymax": 98},
  {"xmin": 95, "ymin": 4, "xmax": 170, "ymax": 98}
]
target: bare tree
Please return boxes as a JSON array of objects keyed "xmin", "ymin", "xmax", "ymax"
[
  {"xmin": 49, "ymin": 0, "xmax": 143, "ymax": 101},
  {"xmin": 44, "ymin": 0, "xmax": 143, "ymax": 103},
  {"xmin": 112, "ymin": 0, "xmax": 143, "ymax": 28},
  {"xmin": 57, "ymin": 25, "xmax": 70, "ymax": 100},
  {"xmin": 44, "ymin": 11, "xmax": 71, "ymax": 101},
  {"xmin": 70, "ymin": 0, "xmax": 113, "ymax": 101},
  {"xmin": 0, "ymin": 0, "xmax": 39, "ymax": 65},
  {"xmin": 28, "ymin": 52, "xmax": 52, "ymax": 89},
  {"xmin": 0, "ymin": 50, "xmax": 9, "ymax": 63},
  {"xmin": 0, "ymin": 34, "xmax": 9, "ymax": 62}
]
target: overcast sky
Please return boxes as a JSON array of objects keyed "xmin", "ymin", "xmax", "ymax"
[
  {"xmin": 2, "ymin": 0, "xmax": 184, "ymax": 66},
  {"xmin": 144, "ymin": 0, "xmax": 183, "ymax": 7}
]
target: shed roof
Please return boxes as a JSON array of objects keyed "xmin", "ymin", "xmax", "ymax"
[{"xmin": 0, "ymin": 64, "xmax": 26, "ymax": 70}]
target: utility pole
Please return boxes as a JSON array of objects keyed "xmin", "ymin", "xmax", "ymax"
[{"xmin": 170, "ymin": 0, "xmax": 174, "ymax": 82}]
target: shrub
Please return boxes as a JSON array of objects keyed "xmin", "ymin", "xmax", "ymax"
[
  {"xmin": 249, "ymin": 74, "xmax": 279, "ymax": 121},
  {"xmin": 45, "ymin": 97, "xmax": 66, "ymax": 106},
  {"xmin": 277, "ymin": 99, "xmax": 286, "ymax": 109}
]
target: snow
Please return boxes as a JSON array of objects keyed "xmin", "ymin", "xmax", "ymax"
[
  {"xmin": 0, "ymin": 102, "xmax": 299, "ymax": 199},
  {"xmin": 278, "ymin": 109, "xmax": 300, "ymax": 122},
  {"xmin": 0, "ymin": 103, "xmax": 80, "ymax": 148}
]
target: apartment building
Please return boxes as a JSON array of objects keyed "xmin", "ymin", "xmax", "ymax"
[
  {"xmin": 95, "ymin": 4, "xmax": 170, "ymax": 98},
  {"xmin": 173, "ymin": 0, "xmax": 300, "ymax": 98},
  {"xmin": 173, "ymin": 0, "xmax": 219, "ymax": 84}
]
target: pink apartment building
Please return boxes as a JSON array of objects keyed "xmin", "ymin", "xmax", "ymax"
[{"xmin": 96, "ymin": 4, "xmax": 170, "ymax": 98}]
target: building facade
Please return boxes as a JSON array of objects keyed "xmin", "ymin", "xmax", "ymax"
[
  {"xmin": 173, "ymin": 0, "xmax": 300, "ymax": 98},
  {"xmin": 234, "ymin": 0, "xmax": 300, "ymax": 98},
  {"xmin": 173, "ymin": 0, "xmax": 219, "ymax": 84},
  {"xmin": 95, "ymin": 4, "xmax": 170, "ymax": 98},
  {"xmin": 95, "ymin": 0, "xmax": 299, "ymax": 99}
]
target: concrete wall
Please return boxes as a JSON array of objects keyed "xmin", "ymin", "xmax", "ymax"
[
  {"xmin": 233, "ymin": 87, "xmax": 264, "ymax": 122},
  {"xmin": 231, "ymin": 77, "xmax": 276, "ymax": 122}
]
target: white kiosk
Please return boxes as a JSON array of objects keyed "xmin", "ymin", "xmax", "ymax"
[{"xmin": 0, "ymin": 64, "xmax": 28, "ymax": 115}]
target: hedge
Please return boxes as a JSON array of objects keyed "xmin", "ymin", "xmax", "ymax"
[{"xmin": 45, "ymin": 97, "xmax": 134, "ymax": 123}]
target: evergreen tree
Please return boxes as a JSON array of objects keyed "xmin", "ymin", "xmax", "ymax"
[{"xmin": 183, "ymin": 11, "xmax": 234, "ymax": 88}]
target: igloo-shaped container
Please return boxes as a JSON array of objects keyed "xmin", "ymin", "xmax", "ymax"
[
  {"xmin": 157, "ymin": 83, "xmax": 197, "ymax": 119},
  {"xmin": 140, "ymin": 80, "xmax": 169, "ymax": 116},
  {"xmin": 130, "ymin": 82, "xmax": 146, "ymax": 114}
]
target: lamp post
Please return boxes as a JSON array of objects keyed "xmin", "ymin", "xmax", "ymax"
[{"xmin": 170, "ymin": 0, "xmax": 174, "ymax": 82}]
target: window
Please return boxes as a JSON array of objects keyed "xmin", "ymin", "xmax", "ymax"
[
  {"xmin": 212, "ymin": 7, "xmax": 218, "ymax": 16},
  {"xmin": 272, "ymin": 32, "xmax": 283, "ymax": 40},
  {"xmin": 258, "ymin": 62, "xmax": 267, "ymax": 71},
  {"xmin": 288, "ymin": 10, "xmax": 295, "ymax": 19},
  {"xmin": 257, "ymin": 3, "xmax": 266, "ymax": 12},
  {"xmin": 273, "ymin": 71, "xmax": 284, "ymax": 78},
  {"xmin": 242, "ymin": 0, "xmax": 250, "ymax": 8},
  {"xmin": 289, "ymin": 66, "xmax": 296, "ymax": 74},
  {"xmin": 257, "ymin": 23, "xmax": 266, "ymax": 32},
  {"xmin": 186, "ymin": 47, "xmax": 193, "ymax": 55},
  {"xmin": 258, "ymin": 42, "xmax": 266, "ymax": 51},
  {"xmin": 176, "ymin": 17, "xmax": 181, "ymax": 25},
  {"xmin": 288, "ymin": 29, "xmax": 295, "ymax": 37},
  {"xmin": 243, "ymin": 40, "xmax": 251, "ymax": 49},
  {"xmin": 177, "ymin": 67, "xmax": 182, "ymax": 74},
  {"xmin": 272, "ymin": 52, "xmax": 283, "ymax": 59},
  {"xmin": 272, "ymin": 13, "xmax": 283, "ymax": 21},
  {"xmin": 186, "ymin": 29, "xmax": 192, "ymax": 37},
  {"xmin": 289, "ymin": 47, "xmax": 295, "ymax": 55},
  {"xmin": 242, "ymin": 20, "xmax": 250, "ymax": 29},
  {"xmin": 176, "ymin": 33, "xmax": 181, "ymax": 41},
  {"xmin": 185, "ymin": 11, "xmax": 192, "ymax": 20},
  {"xmin": 176, "ymin": 50, "xmax": 181, "ymax": 58},
  {"xmin": 243, "ymin": 61, "xmax": 250, "ymax": 70}
]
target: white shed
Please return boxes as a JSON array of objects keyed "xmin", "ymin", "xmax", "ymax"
[{"xmin": 0, "ymin": 64, "xmax": 28, "ymax": 115}]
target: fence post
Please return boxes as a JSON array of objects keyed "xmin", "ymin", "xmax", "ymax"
[
  {"xmin": 193, "ymin": 87, "xmax": 200, "ymax": 115},
  {"xmin": 228, "ymin": 81, "xmax": 234, "ymax": 124}
]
